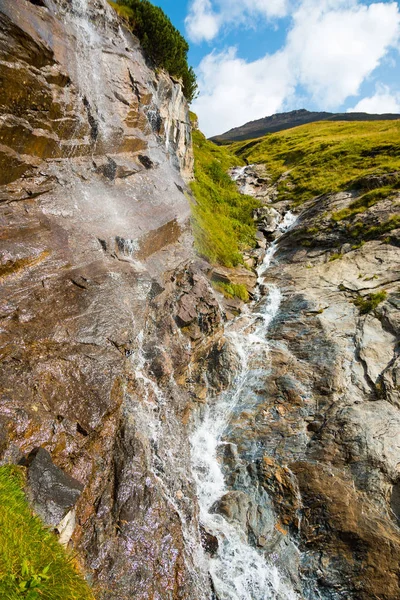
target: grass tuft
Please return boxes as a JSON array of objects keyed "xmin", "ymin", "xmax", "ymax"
[
  {"xmin": 212, "ymin": 281, "xmax": 249, "ymax": 302},
  {"xmin": 0, "ymin": 465, "xmax": 94, "ymax": 600},
  {"xmin": 353, "ymin": 291, "xmax": 387, "ymax": 314}
]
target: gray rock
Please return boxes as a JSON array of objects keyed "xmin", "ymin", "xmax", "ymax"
[{"xmin": 22, "ymin": 448, "xmax": 84, "ymax": 527}]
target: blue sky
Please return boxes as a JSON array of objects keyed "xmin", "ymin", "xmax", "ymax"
[{"xmin": 153, "ymin": 0, "xmax": 400, "ymax": 137}]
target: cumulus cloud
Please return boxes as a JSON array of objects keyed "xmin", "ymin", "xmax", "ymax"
[
  {"xmin": 185, "ymin": 0, "xmax": 289, "ymax": 43},
  {"xmin": 348, "ymin": 84, "xmax": 400, "ymax": 113},
  {"xmin": 191, "ymin": 0, "xmax": 400, "ymax": 136},
  {"xmin": 193, "ymin": 48, "xmax": 295, "ymax": 136},
  {"xmin": 185, "ymin": 0, "xmax": 220, "ymax": 43},
  {"xmin": 287, "ymin": 1, "xmax": 400, "ymax": 105}
]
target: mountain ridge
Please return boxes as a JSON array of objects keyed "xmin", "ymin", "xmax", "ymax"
[{"xmin": 210, "ymin": 108, "xmax": 400, "ymax": 143}]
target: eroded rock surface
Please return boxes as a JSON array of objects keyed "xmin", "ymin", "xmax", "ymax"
[
  {"xmin": 1, "ymin": 1, "xmax": 400, "ymax": 598},
  {"xmin": 220, "ymin": 174, "xmax": 400, "ymax": 598},
  {"xmin": 0, "ymin": 1, "xmax": 210, "ymax": 598}
]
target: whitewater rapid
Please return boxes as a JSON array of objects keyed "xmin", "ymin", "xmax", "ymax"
[{"xmin": 190, "ymin": 212, "xmax": 298, "ymax": 600}]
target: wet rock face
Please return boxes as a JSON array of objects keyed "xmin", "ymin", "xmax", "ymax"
[
  {"xmin": 218, "ymin": 177, "xmax": 400, "ymax": 598},
  {"xmin": 0, "ymin": 1, "xmax": 213, "ymax": 598}
]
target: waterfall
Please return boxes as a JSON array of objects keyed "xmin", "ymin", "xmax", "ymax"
[
  {"xmin": 190, "ymin": 212, "xmax": 299, "ymax": 600},
  {"xmin": 67, "ymin": 0, "xmax": 119, "ymax": 142}
]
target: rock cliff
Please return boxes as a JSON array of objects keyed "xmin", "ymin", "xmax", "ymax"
[
  {"xmin": 0, "ymin": 1, "xmax": 212, "ymax": 597},
  {"xmin": 1, "ymin": 1, "xmax": 399, "ymax": 599}
]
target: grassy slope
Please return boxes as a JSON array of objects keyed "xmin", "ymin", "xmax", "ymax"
[
  {"xmin": 0, "ymin": 466, "xmax": 94, "ymax": 600},
  {"xmin": 231, "ymin": 120, "xmax": 400, "ymax": 206},
  {"xmin": 190, "ymin": 128, "xmax": 259, "ymax": 267}
]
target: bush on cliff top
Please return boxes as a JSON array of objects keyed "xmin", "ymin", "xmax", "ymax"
[
  {"xmin": 190, "ymin": 130, "xmax": 259, "ymax": 267},
  {"xmin": 0, "ymin": 465, "xmax": 94, "ymax": 600},
  {"xmin": 108, "ymin": 0, "xmax": 197, "ymax": 102},
  {"xmin": 231, "ymin": 120, "xmax": 400, "ymax": 205}
]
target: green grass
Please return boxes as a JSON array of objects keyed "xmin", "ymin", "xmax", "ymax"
[
  {"xmin": 0, "ymin": 465, "xmax": 94, "ymax": 600},
  {"xmin": 349, "ymin": 214, "xmax": 400, "ymax": 241},
  {"xmin": 332, "ymin": 185, "xmax": 399, "ymax": 222},
  {"xmin": 230, "ymin": 121, "xmax": 400, "ymax": 206},
  {"xmin": 212, "ymin": 281, "xmax": 249, "ymax": 302},
  {"xmin": 190, "ymin": 130, "xmax": 260, "ymax": 267},
  {"xmin": 353, "ymin": 291, "xmax": 387, "ymax": 314},
  {"xmin": 107, "ymin": 0, "xmax": 135, "ymax": 20}
]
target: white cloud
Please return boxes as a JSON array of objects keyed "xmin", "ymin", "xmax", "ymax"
[
  {"xmin": 287, "ymin": 1, "xmax": 400, "ymax": 106},
  {"xmin": 185, "ymin": 0, "xmax": 289, "ymax": 43},
  {"xmin": 191, "ymin": 0, "xmax": 400, "ymax": 136},
  {"xmin": 185, "ymin": 0, "xmax": 220, "ymax": 43},
  {"xmin": 192, "ymin": 48, "xmax": 295, "ymax": 136},
  {"xmin": 348, "ymin": 84, "xmax": 400, "ymax": 113}
]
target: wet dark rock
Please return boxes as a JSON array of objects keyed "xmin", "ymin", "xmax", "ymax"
[
  {"xmin": 200, "ymin": 525, "xmax": 219, "ymax": 556},
  {"xmin": 138, "ymin": 154, "xmax": 154, "ymax": 169},
  {"xmin": 391, "ymin": 482, "xmax": 400, "ymax": 524},
  {"xmin": 22, "ymin": 447, "xmax": 84, "ymax": 527},
  {"xmin": 0, "ymin": 0, "xmax": 203, "ymax": 597},
  {"xmin": 174, "ymin": 268, "xmax": 221, "ymax": 339},
  {"xmin": 0, "ymin": 418, "xmax": 8, "ymax": 459}
]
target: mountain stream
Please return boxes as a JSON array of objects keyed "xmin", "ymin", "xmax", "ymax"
[{"xmin": 191, "ymin": 210, "xmax": 299, "ymax": 600}]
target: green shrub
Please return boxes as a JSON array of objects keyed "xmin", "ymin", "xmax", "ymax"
[
  {"xmin": 353, "ymin": 291, "xmax": 387, "ymax": 314},
  {"xmin": 190, "ymin": 130, "xmax": 260, "ymax": 267},
  {"xmin": 109, "ymin": 0, "xmax": 197, "ymax": 102},
  {"xmin": 0, "ymin": 465, "xmax": 94, "ymax": 600}
]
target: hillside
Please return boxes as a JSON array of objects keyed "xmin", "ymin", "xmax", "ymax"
[
  {"xmin": 230, "ymin": 119, "xmax": 400, "ymax": 206},
  {"xmin": 189, "ymin": 126, "xmax": 259, "ymax": 267},
  {"xmin": 219, "ymin": 118, "xmax": 400, "ymax": 598},
  {"xmin": 210, "ymin": 108, "xmax": 400, "ymax": 143}
]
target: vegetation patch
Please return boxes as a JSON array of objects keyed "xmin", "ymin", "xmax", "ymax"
[
  {"xmin": 353, "ymin": 291, "xmax": 387, "ymax": 314},
  {"xmin": 331, "ymin": 186, "xmax": 398, "ymax": 222},
  {"xmin": 230, "ymin": 121, "xmax": 400, "ymax": 206},
  {"xmin": 190, "ymin": 130, "xmax": 260, "ymax": 267},
  {"xmin": 108, "ymin": 0, "xmax": 197, "ymax": 102},
  {"xmin": 212, "ymin": 281, "xmax": 249, "ymax": 302},
  {"xmin": 0, "ymin": 465, "xmax": 94, "ymax": 600},
  {"xmin": 349, "ymin": 214, "xmax": 400, "ymax": 241}
]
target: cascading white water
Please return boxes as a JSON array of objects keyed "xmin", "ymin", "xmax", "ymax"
[
  {"xmin": 191, "ymin": 212, "xmax": 298, "ymax": 600},
  {"xmin": 67, "ymin": 0, "xmax": 119, "ymax": 141}
]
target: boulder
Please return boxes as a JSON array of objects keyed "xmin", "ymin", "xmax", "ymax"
[{"xmin": 22, "ymin": 447, "xmax": 83, "ymax": 528}]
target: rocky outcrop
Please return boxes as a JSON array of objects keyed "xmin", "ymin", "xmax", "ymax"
[
  {"xmin": 0, "ymin": 1, "xmax": 210, "ymax": 598},
  {"xmin": 219, "ymin": 173, "xmax": 400, "ymax": 598},
  {"xmin": 1, "ymin": 2, "xmax": 399, "ymax": 599}
]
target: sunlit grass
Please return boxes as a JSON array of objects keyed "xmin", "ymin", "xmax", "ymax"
[
  {"xmin": 190, "ymin": 130, "xmax": 259, "ymax": 267},
  {"xmin": 0, "ymin": 465, "xmax": 94, "ymax": 600},
  {"xmin": 231, "ymin": 120, "xmax": 400, "ymax": 206}
]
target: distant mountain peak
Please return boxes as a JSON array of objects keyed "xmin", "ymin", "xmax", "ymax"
[{"xmin": 210, "ymin": 109, "xmax": 400, "ymax": 143}]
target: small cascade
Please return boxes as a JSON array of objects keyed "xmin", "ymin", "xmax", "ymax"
[
  {"xmin": 190, "ymin": 211, "xmax": 298, "ymax": 600},
  {"xmin": 66, "ymin": 0, "xmax": 120, "ymax": 143},
  {"xmin": 127, "ymin": 328, "xmax": 211, "ymax": 598}
]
